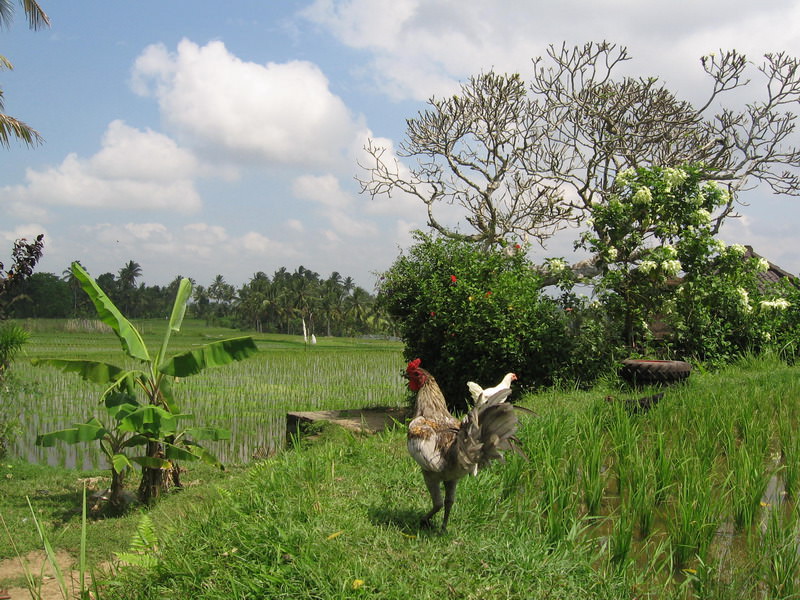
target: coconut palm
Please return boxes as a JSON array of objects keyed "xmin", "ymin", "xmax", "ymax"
[
  {"xmin": 62, "ymin": 262, "xmax": 83, "ymax": 316},
  {"xmin": 118, "ymin": 260, "xmax": 143, "ymax": 290},
  {"xmin": 344, "ymin": 287, "xmax": 372, "ymax": 334},
  {"xmin": 0, "ymin": 0, "xmax": 49, "ymax": 148},
  {"xmin": 117, "ymin": 260, "xmax": 143, "ymax": 316}
]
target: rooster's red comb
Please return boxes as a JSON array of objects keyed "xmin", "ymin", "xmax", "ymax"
[{"xmin": 406, "ymin": 358, "xmax": 422, "ymax": 373}]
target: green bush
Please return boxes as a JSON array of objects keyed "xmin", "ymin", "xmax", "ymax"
[
  {"xmin": 378, "ymin": 233, "xmax": 618, "ymax": 410},
  {"xmin": 0, "ymin": 322, "xmax": 29, "ymax": 379},
  {"xmin": 764, "ymin": 280, "xmax": 800, "ymax": 363}
]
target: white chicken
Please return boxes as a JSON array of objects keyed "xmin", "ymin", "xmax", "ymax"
[{"xmin": 467, "ymin": 372, "xmax": 518, "ymax": 407}]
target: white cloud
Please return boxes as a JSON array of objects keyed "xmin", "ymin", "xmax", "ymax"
[
  {"xmin": 184, "ymin": 222, "xmax": 228, "ymax": 244},
  {"xmin": 292, "ymin": 173, "xmax": 378, "ymax": 237},
  {"xmin": 241, "ymin": 231, "xmax": 298, "ymax": 257},
  {"xmin": 84, "ymin": 222, "xmax": 173, "ymax": 247},
  {"xmin": 0, "ymin": 224, "xmax": 48, "ymax": 245},
  {"xmin": 131, "ymin": 39, "xmax": 364, "ymax": 168},
  {"xmin": 302, "ymin": 0, "xmax": 800, "ymax": 101},
  {"xmin": 1, "ymin": 121, "xmax": 203, "ymax": 214},
  {"xmin": 287, "ymin": 219, "xmax": 305, "ymax": 232},
  {"xmin": 719, "ymin": 203, "xmax": 800, "ymax": 278}
]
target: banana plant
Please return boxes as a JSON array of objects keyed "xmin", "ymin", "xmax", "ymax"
[{"xmin": 34, "ymin": 262, "xmax": 258, "ymax": 508}]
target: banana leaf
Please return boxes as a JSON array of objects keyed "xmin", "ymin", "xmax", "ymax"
[
  {"xmin": 159, "ymin": 336, "xmax": 258, "ymax": 377},
  {"xmin": 156, "ymin": 277, "xmax": 192, "ymax": 371},
  {"xmin": 130, "ymin": 456, "xmax": 173, "ymax": 470},
  {"xmin": 180, "ymin": 440, "xmax": 224, "ymax": 468},
  {"xmin": 36, "ymin": 418, "xmax": 107, "ymax": 447},
  {"xmin": 72, "ymin": 261, "xmax": 150, "ymax": 362},
  {"xmin": 31, "ymin": 358, "xmax": 126, "ymax": 385},
  {"xmin": 163, "ymin": 443, "xmax": 199, "ymax": 462},
  {"xmin": 117, "ymin": 405, "xmax": 181, "ymax": 436},
  {"xmin": 186, "ymin": 426, "xmax": 231, "ymax": 442},
  {"xmin": 111, "ymin": 453, "xmax": 133, "ymax": 474}
]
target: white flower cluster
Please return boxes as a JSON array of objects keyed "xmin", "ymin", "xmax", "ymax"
[
  {"xmin": 692, "ymin": 191, "xmax": 706, "ymax": 206},
  {"xmin": 737, "ymin": 287, "xmax": 752, "ymax": 313},
  {"xmin": 756, "ymin": 258, "xmax": 770, "ymax": 273},
  {"xmin": 546, "ymin": 258, "xmax": 569, "ymax": 273},
  {"xmin": 632, "ymin": 186, "xmax": 653, "ymax": 205},
  {"xmin": 728, "ymin": 244, "xmax": 747, "ymax": 256},
  {"xmin": 662, "ymin": 259, "xmax": 682, "ymax": 276},
  {"xmin": 760, "ymin": 298, "xmax": 791, "ymax": 310},
  {"xmin": 711, "ymin": 239, "xmax": 727, "ymax": 253},
  {"xmin": 662, "ymin": 167, "xmax": 688, "ymax": 191},
  {"xmin": 692, "ymin": 209, "xmax": 712, "ymax": 226},
  {"xmin": 616, "ymin": 168, "xmax": 637, "ymax": 188},
  {"xmin": 639, "ymin": 260, "xmax": 657, "ymax": 274}
]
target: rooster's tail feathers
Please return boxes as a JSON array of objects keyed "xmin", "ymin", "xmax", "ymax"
[{"xmin": 455, "ymin": 388, "xmax": 520, "ymax": 473}]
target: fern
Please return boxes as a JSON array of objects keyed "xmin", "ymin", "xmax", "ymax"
[{"xmin": 115, "ymin": 514, "xmax": 159, "ymax": 568}]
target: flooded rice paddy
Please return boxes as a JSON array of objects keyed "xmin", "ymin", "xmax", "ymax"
[{"xmin": 5, "ymin": 319, "xmax": 406, "ymax": 468}]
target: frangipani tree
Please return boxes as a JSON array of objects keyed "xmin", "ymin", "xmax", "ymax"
[{"xmin": 34, "ymin": 262, "xmax": 258, "ymax": 510}]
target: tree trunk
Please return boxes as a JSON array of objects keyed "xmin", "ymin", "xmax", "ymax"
[
  {"xmin": 137, "ymin": 441, "xmax": 165, "ymax": 505},
  {"xmin": 109, "ymin": 467, "xmax": 127, "ymax": 514}
]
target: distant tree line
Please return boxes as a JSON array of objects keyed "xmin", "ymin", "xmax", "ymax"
[{"xmin": 7, "ymin": 260, "xmax": 393, "ymax": 338}]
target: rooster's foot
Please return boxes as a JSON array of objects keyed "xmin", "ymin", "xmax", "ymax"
[{"xmin": 420, "ymin": 517, "xmax": 435, "ymax": 529}]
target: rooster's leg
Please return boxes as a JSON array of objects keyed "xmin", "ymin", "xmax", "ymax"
[
  {"xmin": 420, "ymin": 471, "xmax": 444, "ymax": 527},
  {"xmin": 441, "ymin": 479, "xmax": 458, "ymax": 532}
]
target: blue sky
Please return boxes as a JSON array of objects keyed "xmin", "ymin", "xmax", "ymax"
[{"xmin": 2, "ymin": 0, "xmax": 800, "ymax": 290}]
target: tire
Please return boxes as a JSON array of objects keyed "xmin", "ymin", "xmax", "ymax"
[{"xmin": 619, "ymin": 359, "xmax": 692, "ymax": 387}]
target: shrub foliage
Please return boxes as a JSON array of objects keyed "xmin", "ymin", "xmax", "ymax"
[{"xmin": 377, "ymin": 233, "xmax": 618, "ymax": 410}]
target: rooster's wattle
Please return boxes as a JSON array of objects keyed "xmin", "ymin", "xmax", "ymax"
[{"xmin": 404, "ymin": 358, "xmax": 526, "ymax": 531}]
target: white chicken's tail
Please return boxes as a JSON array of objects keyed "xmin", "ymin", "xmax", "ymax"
[{"xmin": 466, "ymin": 381, "xmax": 485, "ymax": 404}]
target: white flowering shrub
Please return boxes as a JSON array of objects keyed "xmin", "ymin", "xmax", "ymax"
[{"xmin": 578, "ymin": 163, "xmax": 799, "ymax": 363}]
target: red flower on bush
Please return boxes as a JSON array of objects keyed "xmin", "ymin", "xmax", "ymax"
[{"xmin": 450, "ymin": 275, "xmax": 457, "ymax": 284}]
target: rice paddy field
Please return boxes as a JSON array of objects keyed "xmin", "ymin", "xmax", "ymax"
[
  {"xmin": 6, "ymin": 318, "xmax": 407, "ymax": 468},
  {"xmin": 511, "ymin": 354, "xmax": 800, "ymax": 596}
]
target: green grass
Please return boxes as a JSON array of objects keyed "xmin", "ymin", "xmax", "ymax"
[
  {"xmin": 103, "ymin": 353, "xmax": 799, "ymax": 599},
  {"xmin": 4, "ymin": 321, "xmax": 800, "ymax": 598},
  {"xmin": 109, "ymin": 426, "xmax": 624, "ymax": 600},
  {"xmin": 0, "ymin": 460, "xmax": 236, "ymax": 564}
]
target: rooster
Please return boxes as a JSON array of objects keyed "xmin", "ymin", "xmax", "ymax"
[
  {"xmin": 467, "ymin": 372, "xmax": 518, "ymax": 407},
  {"xmin": 404, "ymin": 358, "xmax": 527, "ymax": 531}
]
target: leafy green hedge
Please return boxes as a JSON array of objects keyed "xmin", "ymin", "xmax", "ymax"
[{"xmin": 377, "ymin": 233, "xmax": 618, "ymax": 410}]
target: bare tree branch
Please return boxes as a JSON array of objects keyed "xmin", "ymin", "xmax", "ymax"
[{"xmin": 359, "ymin": 41, "xmax": 800, "ymax": 249}]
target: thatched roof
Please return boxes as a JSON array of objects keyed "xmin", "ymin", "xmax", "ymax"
[{"xmin": 743, "ymin": 246, "xmax": 800, "ymax": 291}]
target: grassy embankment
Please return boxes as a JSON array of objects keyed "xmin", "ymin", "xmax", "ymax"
[{"xmin": 3, "ymin": 319, "xmax": 800, "ymax": 598}]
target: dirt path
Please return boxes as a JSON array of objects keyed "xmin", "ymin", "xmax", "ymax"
[{"xmin": 0, "ymin": 549, "xmax": 78, "ymax": 600}]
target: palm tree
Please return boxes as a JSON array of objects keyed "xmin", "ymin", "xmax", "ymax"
[
  {"xmin": 61, "ymin": 263, "xmax": 83, "ymax": 316},
  {"xmin": 0, "ymin": 0, "xmax": 49, "ymax": 148},
  {"xmin": 208, "ymin": 274, "xmax": 235, "ymax": 319},
  {"xmin": 320, "ymin": 278, "xmax": 345, "ymax": 336},
  {"xmin": 191, "ymin": 285, "xmax": 210, "ymax": 321},
  {"xmin": 344, "ymin": 287, "xmax": 372, "ymax": 334},
  {"xmin": 342, "ymin": 276, "xmax": 355, "ymax": 295},
  {"xmin": 118, "ymin": 260, "xmax": 142, "ymax": 290},
  {"xmin": 117, "ymin": 260, "xmax": 143, "ymax": 316}
]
